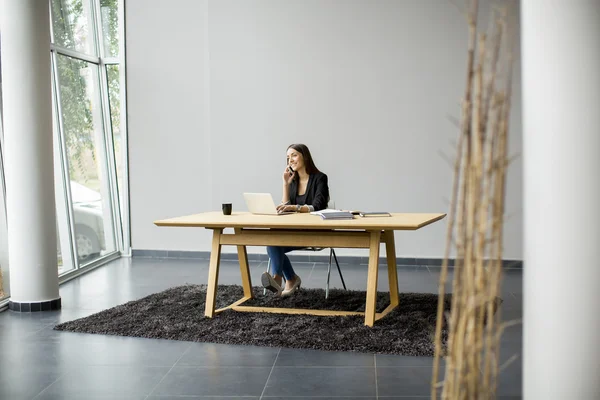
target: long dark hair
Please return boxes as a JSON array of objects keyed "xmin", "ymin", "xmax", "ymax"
[{"xmin": 287, "ymin": 143, "xmax": 320, "ymax": 175}]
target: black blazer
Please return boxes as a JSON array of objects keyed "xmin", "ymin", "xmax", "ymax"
[{"xmin": 288, "ymin": 172, "xmax": 330, "ymax": 211}]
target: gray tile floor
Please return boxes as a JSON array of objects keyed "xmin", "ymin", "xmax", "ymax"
[{"xmin": 0, "ymin": 257, "xmax": 523, "ymax": 399}]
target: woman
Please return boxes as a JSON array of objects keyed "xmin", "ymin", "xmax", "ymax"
[{"xmin": 261, "ymin": 143, "xmax": 330, "ymax": 296}]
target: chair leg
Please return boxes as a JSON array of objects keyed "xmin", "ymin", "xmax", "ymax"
[
  {"xmin": 326, "ymin": 249, "xmax": 333, "ymax": 299},
  {"xmin": 263, "ymin": 258, "xmax": 270, "ymax": 296},
  {"xmin": 332, "ymin": 249, "xmax": 347, "ymax": 290}
]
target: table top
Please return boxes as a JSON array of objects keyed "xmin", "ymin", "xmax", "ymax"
[{"xmin": 154, "ymin": 211, "xmax": 446, "ymax": 231}]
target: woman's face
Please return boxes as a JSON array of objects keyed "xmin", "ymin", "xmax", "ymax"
[{"xmin": 286, "ymin": 147, "xmax": 305, "ymax": 171}]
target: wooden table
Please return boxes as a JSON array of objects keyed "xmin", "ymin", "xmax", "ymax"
[{"xmin": 154, "ymin": 211, "xmax": 446, "ymax": 326}]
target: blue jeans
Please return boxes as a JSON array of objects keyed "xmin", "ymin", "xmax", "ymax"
[{"xmin": 266, "ymin": 246, "xmax": 301, "ymax": 281}]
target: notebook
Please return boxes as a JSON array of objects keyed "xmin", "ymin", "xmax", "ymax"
[
  {"xmin": 358, "ymin": 211, "xmax": 391, "ymax": 217},
  {"xmin": 345, "ymin": 210, "xmax": 392, "ymax": 217}
]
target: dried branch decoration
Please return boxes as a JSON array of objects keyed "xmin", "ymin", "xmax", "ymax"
[{"xmin": 431, "ymin": 1, "xmax": 517, "ymax": 398}]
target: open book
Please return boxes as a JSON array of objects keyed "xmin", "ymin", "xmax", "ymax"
[{"xmin": 310, "ymin": 209, "xmax": 354, "ymax": 220}]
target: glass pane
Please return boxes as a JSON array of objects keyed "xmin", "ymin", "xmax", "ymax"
[
  {"xmin": 0, "ymin": 129, "xmax": 7, "ymax": 300},
  {"xmin": 100, "ymin": 0, "xmax": 119, "ymax": 57},
  {"xmin": 106, "ymin": 65, "xmax": 123, "ymax": 218},
  {"xmin": 52, "ymin": 56, "xmax": 76, "ymax": 275},
  {"xmin": 0, "ymin": 39, "xmax": 7, "ymax": 299},
  {"xmin": 51, "ymin": 0, "xmax": 96, "ymax": 56},
  {"xmin": 0, "ymin": 219, "xmax": 7, "ymax": 299},
  {"xmin": 56, "ymin": 228, "xmax": 68, "ymax": 274},
  {"xmin": 0, "ymin": 148, "xmax": 6, "ymax": 300},
  {"xmin": 56, "ymin": 55, "xmax": 116, "ymax": 264},
  {"xmin": 0, "ymin": 34, "xmax": 3, "ymax": 131}
]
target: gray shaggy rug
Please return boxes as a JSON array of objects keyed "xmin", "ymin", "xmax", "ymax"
[{"xmin": 54, "ymin": 284, "xmax": 455, "ymax": 356}]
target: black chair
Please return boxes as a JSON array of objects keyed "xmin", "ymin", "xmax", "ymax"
[
  {"xmin": 264, "ymin": 248, "xmax": 347, "ymax": 299},
  {"xmin": 263, "ymin": 200, "xmax": 348, "ymax": 299}
]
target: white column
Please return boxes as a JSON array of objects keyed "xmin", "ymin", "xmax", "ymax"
[
  {"xmin": 522, "ymin": 1, "xmax": 600, "ymax": 399},
  {"xmin": 0, "ymin": 0, "xmax": 60, "ymax": 304}
]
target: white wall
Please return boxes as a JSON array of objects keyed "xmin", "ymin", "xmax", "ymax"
[
  {"xmin": 126, "ymin": 0, "xmax": 522, "ymax": 260},
  {"xmin": 126, "ymin": 0, "xmax": 214, "ymax": 253}
]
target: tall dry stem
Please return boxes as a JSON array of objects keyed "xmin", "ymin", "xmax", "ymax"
[{"xmin": 432, "ymin": 1, "xmax": 516, "ymax": 399}]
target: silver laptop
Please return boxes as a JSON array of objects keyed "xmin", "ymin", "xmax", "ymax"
[{"xmin": 243, "ymin": 193, "xmax": 295, "ymax": 215}]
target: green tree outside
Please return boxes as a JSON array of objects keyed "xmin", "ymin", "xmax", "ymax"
[{"xmin": 51, "ymin": 0, "xmax": 120, "ymax": 190}]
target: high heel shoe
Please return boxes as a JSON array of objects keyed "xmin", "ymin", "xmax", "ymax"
[
  {"xmin": 261, "ymin": 272, "xmax": 282, "ymax": 296},
  {"xmin": 281, "ymin": 275, "xmax": 301, "ymax": 297}
]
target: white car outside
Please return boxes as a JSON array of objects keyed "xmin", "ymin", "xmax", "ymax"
[{"xmin": 70, "ymin": 181, "xmax": 105, "ymax": 262}]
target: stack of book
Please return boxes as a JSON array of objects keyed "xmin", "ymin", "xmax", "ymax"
[
  {"xmin": 310, "ymin": 209, "xmax": 355, "ymax": 220},
  {"xmin": 310, "ymin": 209, "xmax": 392, "ymax": 220}
]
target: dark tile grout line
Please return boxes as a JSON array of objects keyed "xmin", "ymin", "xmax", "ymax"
[
  {"xmin": 250, "ymin": 366, "xmax": 384, "ymax": 369},
  {"xmin": 23, "ymin": 322, "xmax": 61, "ymax": 341},
  {"xmin": 31, "ymin": 371, "xmax": 69, "ymax": 400},
  {"xmin": 145, "ymin": 343, "xmax": 194, "ymax": 399},
  {"xmin": 150, "ymin": 366, "xmax": 386, "ymax": 368},
  {"xmin": 374, "ymin": 353, "xmax": 379, "ymax": 400},
  {"xmin": 34, "ymin": 322, "xmax": 58, "ymax": 335},
  {"xmin": 132, "ymin": 253, "xmax": 524, "ymax": 270},
  {"xmin": 375, "ymin": 365, "xmax": 438, "ymax": 368},
  {"xmin": 425, "ymin": 265, "xmax": 433, "ymax": 276},
  {"xmin": 120, "ymin": 364, "xmax": 435, "ymax": 369},
  {"xmin": 259, "ymin": 347, "xmax": 282, "ymax": 400},
  {"xmin": 305, "ymin": 262, "xmax": 317, "ymax": 281},
  {"xmin": 260, "ymin": 396, "xmax": 381, "ymax": 399}
]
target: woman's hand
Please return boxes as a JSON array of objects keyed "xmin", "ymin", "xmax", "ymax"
[
  {"xmin": 282, "ymin": 165, "xmax": 295, "ymax": 185},
  {"xmin": 276, "ymin": 204, "xmax": 297, "ymax": 213}
]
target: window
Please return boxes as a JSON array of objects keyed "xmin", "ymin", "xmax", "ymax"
[
  {"xmin": 55, "ymin": 56, "xmax": 117, "ymax": 265},
  {"xmin": 51, "ymin": 0, "xmax": 96, "ymax": 55},
  {"xmin": 0, "ymin": 35, "xmax": 9, "ymax": 299},
  {"xmin": 50, "ymin": 0, "xmax": 127, "ymax": 274}
]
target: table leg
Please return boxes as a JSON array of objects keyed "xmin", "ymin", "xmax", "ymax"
[
  {"xmin": 365, "ymin": 231, "xmax": 381, "ymax": 327},
  {"xmin": 235, "ymin": 228, "xmax": 253, "ymax": 299},
  {"xmin": 383, "ymin": 230, "xmax": 399, "ymax": 307},
  {"xmin": 204, "ymin": 229, "xmax": 222, "ymax": 318}
]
